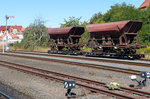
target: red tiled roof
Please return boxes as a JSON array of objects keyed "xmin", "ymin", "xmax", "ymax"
[
  {"xmin": 0, "ymin": 26, "xmax": 11, "ymax": 31},
  {"xmin": 0, "ymin": 26, "xmax": 22, "ymax": 32},
  {"xmin": 21, "ymin": 28, "xmax": 26, "ymax": 31},
  {"xmin": 138, "ymin": 0, "xmax": 150, "ymax": 9}
]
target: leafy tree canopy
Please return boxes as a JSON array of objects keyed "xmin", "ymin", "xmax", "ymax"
[
  {"xmin": 89, "ymin": 12, "xmax": 104, "ymax": 24},
  {"xmin": 60, "ymin": 16, "xmax": 83, "ymax": 28},
  {"xmin": 60, "ymin": 16, "xmax": 89, "ymax": 44},
  {"xmin": 21, "ymin": 18, "xmax": 49, "ymax": 49}
]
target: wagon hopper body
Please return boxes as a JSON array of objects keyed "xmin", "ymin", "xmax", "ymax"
[
  {"xmin": 87, "ymin": 20, "xmax": 145, "ymax": 59},
  {"xmin": 48, "ymin": 27, "xmax": 84, "ymax": 54}
]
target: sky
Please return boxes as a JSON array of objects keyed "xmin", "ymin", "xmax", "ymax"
[{"xmin": 0, "ymin": 0, "xmax": 144, "ymax": 28}]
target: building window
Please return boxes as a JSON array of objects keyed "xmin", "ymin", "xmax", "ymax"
[{"xmin": 13, "ymin": 29, "xmax": 18, "ymax": 34}]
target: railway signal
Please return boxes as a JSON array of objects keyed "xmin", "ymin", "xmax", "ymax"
[
  {"xmin": 130, "ymin": 71, "xmax": 150, "ymax": 87},
  {"xmin": 64, "ymin": 81, "xmax": 76, "ymax": 97},
  {"xmin": 141, "ymin": 71, "xmax": 150, "ymax": 79},
  {"xmin": 1, "ymin": 30, "xmax": 5, "ymax": 33},
  {"xmin": 5, "ymin": 15, "xmax": 15, "ymax": 51}
]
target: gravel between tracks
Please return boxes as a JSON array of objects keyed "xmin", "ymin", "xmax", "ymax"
[
  {"xmin": 0, "ymin": 55, "xmax": 150, "ymax": 99},
  {"xmin": 5, "ymin": 53, "xmax": 150, "ymax": 72}
]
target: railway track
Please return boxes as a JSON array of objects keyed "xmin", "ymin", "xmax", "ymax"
[
  {"xmin": 6, "ymin": 51, "xmax": 150, "ymax": 67},
  {"xmin": 0, "ymin": 52, "xmax": 142, "ymax": 76},
  {"xmin": 138, "ymin": 59, "xmax": 150, "ymax": 62},
  {"xmin": 0, "ymin": 60, "xmax": 150, "ymax": 99},
  {"xmin": 0, "ymin": 90, "xmax": 12, "ymax": 99}
]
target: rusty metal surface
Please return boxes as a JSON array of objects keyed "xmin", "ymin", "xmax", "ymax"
[
  {"xmin": 48, "ymin": 26, "xmax": 84, "ymax": 35},
  {"xmin": 87, "ymin": 20, "xmax": 142, "ymax": 34},
  {"xmin": 87, "ymin": 20, "xmax": 143, "ymax": 54},
  {"xmin": 48, "ymin": 26, "xmax": 84, "ymax": 51}
]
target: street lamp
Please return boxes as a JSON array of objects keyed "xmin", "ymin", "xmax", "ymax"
[{"xmin": 5, "ymin": 15, "xmax": 14, "ymax": 51}]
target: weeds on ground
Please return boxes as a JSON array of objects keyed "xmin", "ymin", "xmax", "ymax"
[
  {"xmin": 137, "ymin": 47, "xmax": 150, "ymax": 54},
  {"xmin": 81, "ymin": 46, "xmax": 92, "ymax": 52},
  {"xmin": 137, "ymin": 47, "xmax": 150, "ymax": 60},
  {"xmin": 8, "ymin": 46, "xmax": 50, "ymax": 52}
]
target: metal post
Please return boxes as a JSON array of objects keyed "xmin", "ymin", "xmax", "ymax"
[
  {"xmin": 65, "ymin": 89, "xmax": 71, "ymax": 96},
  {"xmin": 5, "ymin": 15, "xmax": 9, "ymax": 51},
  {"xmin": 5, "ymin": 15, "xmax": 14, "ymax": 51},
  {"xmin": 2, "ymin": 33, "xmax": 4, "ymax": 53}
]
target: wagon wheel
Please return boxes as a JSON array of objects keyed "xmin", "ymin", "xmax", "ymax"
[
  {"xmin": 130, "ymin": 48, "xmax": 136, "ymax": 54},
  {"xmin": 87, "ymin": 40, "xmax": 97, "ymax": 49},
  {"xmin": 50, "ymin": 41, "xmax": 58, "ymax": 51}
]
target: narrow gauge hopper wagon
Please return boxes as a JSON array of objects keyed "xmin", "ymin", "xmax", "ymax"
[
  {"xmin": 48, "ymin": 27, "xmax": 85, "ymax": 54},
  {"xmin": 87, "ymin": 20, "xmax": 145, "ymax": 59}
]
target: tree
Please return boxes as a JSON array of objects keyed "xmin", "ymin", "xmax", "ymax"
[
  {"xmin": 138, "ymin": 5, "xmax": 150, "ymax": 45},
  {"xmin": 140, "ymin": 4, "xmax": 150, "ymax": 25},
  {"xmin": 139, "ymin": 24, "xmax": 150, "ymax": 45},
  {"xmin": 60, "ymin": 16, "xmax": 83, "ymax": 28},
  {"xmin": 89, "ymin": 12, "xmax": 104, "ymax": 24},
  {"xmin": 60, "ymin": 16, "xmax": 90, "ymax": 44},
  {"xmin": 103, "ymin": 3, "xmax": 142, "ymax": 22},
  {"xmin": 21, "ymin": 18, "xmax": 49, "ymax": 50}
]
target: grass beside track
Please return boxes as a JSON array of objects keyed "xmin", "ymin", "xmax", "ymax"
[{"xmin": 0, "ymin": 46, "xmax": 50, "ymax": 53}]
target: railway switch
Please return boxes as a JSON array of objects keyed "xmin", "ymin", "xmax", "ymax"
[
  {"xmin": 64, "ymin": 81, "xmax": 76, "ymax": 97},
  {"xmin": 130, "ymin": 71, "xmax": 150, "ymax": 87}
]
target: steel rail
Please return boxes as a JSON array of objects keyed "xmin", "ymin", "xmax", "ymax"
[
  {"xmin": 0, "ymin": 53, "xmax": 141, "ymax": 75},
  {"xmin": 6, "ymin": 51, "xmax": 150, "ymax": 67},
  {"xmin": 0, "ymin": 60, "xmax": 150, "ymax": 99},
  {"xmin": 0, "ymin": 90, "xmax": 12, "ymax": 99}
]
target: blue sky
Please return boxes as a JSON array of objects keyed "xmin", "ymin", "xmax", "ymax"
[{"xmin": 0, "ymin": 0, "xmax": 144, "ymax": 28}]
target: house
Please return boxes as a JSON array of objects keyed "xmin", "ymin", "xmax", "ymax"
[
  {"xmin": 0, "ymin": 33, "xmax": 20, "ymax": 43},
  {"xmin": 0, "ymin": 26, "xmax": 25, "ymax": 46},
  {"xmin": 0, "ymin": 26, "xmax": 23, "ymax": 33},
  {"xmin": 138, "ymin": 0, "xmax": 150, "ymax": 9}
]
